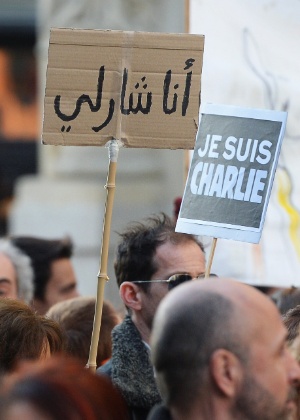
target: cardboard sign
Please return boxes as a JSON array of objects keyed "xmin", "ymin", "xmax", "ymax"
[
  {"xmin": 176, "ymin": 104, "xmax": 287, "ymax": 243},
  {"xmin": 42, "ymin": 28, "xmax": 204, "ymax": 149}
]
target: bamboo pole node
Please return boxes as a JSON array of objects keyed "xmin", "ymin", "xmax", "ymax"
[
  {"xmin": 97, "ymin": 273, "xmax": 109, "ymax": 282},
  {"xmin": 105, "ymin": 183, "xmax": 115, "ymax": 189}
]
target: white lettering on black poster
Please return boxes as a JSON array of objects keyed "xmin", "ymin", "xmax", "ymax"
[{"xmin": 190, "ymin": 135, "xmax": 272, "ymax": 204}]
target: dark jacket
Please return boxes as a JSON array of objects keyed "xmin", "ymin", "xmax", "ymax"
[
  {"xmin": 147, "ymin": 404, "xmax": 172, "ymax": 420},
  {"xmin": 98, "ymin": 315, "xmax": 162, "ymax": 420}
]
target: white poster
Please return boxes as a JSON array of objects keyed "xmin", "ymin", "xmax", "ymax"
[
  {"xmin": 190, "ymin": 0, "xmax": 300, "ymax": 287},
  {"xmin": 177, "ymin": 104, "xmax": 286, "ymax": 243}
]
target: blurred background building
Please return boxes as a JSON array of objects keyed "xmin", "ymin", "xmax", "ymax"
[
  {"xmin": 0, "ymin": 0, "xmax": 38, "ymax": 235},
  {"xmin": 1, "ymin": 0, "xmax": 187, "ymax": 308}
]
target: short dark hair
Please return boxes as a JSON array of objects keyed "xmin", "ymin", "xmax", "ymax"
[
  {"xmin": 0, "ymin": 299, "xmax": 64, "ymax": 373},
  {"xmin": 275, "ymin": 287, "xmax": 300, "ymax": 315},
  {"xmin": 114, "ymin": 213, "xmax": 204, "ymax": 292},
  {"xmin": 152, "ymin": 291, "xmax": 247, "ymax": 411},
  {"xmin": 11, "ymin": 236, "xmax": 73, "ymax": 301},
  {"xmin": 283, "ymin": 304, "xmax": 300, "ymax": 344}
]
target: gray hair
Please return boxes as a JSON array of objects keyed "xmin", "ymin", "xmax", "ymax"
[{"xmin": 0, "ymin": 239, "xmax": 34, "ymax": 304}]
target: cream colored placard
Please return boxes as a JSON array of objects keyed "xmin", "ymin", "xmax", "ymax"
[{"xmin": 42, "ymin": 28, "xmax": 204, "ymax": 149}]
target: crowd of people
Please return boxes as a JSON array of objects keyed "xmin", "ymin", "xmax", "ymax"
[{"xmin": 0, "ymin": 212, "xmax": 300, "ymax": 419}]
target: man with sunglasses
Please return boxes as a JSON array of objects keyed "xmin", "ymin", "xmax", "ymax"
[{"xmin": 98, "ymin": 213, "xmax": 206, "ymax": 420}]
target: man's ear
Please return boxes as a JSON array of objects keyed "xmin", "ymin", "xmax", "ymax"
[
  {"xmin": 120, "ymin": 282, "xmax": 143, "ymax": 311},
  {"xmin": 210, "ymin": 349, "xmax": 243, "ymax": 398}
]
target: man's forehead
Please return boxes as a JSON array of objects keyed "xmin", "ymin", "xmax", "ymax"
[
  {"xmin": 153, "ymin": 240, "xmax": 205, "ymax": 275},
  {"xmin": 0, "ymin": 252, "xmax": 12, "ymax": 264},
  {"xmin": 49, "ymin": 258, "xmax": 76, "ymax": 285},
  {"xmin": 154, "ymin": 240, "xmax": 204, "ymax": 260},
  {"xmin": 50, "ymin": 258, "xmax": 73, "ymax": 274},
  {"xmin": 0, "ymin": 253, "xmax": 16, "ymax": 274}
]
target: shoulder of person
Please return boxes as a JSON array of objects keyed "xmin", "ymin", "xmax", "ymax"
[{"xmin": 96, "ymin": 359, "xmax": 112, "ymax": 377}]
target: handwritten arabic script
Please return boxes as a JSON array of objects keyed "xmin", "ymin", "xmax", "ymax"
[{"xmin": 54, "ymin": 59, "xmax": 196, "ymax": 133}]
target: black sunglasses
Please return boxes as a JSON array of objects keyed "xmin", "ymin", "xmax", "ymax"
[{"xmin": 132, "ymin": 273, "xmax": 218, "ymax": 291}]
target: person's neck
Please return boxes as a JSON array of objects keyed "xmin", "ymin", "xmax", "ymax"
[
  {"xmin": 170, "ymin": 399, "xmax": 234, "ymax": 420},
  {"xmin": 131, "ymin": 313, "xmax": 151, "ymax": 344}
]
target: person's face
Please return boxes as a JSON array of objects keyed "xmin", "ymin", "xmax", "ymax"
[
  {"xmin": 140, "ymin": 240, "xmax": 206, "ymax": 331},
  {"xmin": 0, "ymin": 253, "xmax": 18, "ymax": 300},
  {"xmin": 234, "ymin": 305, "xmax": 300, "ymax": 420},
  {"xmin": 43, "ymin": 258, "xmax": 79, "ymax": 311}
]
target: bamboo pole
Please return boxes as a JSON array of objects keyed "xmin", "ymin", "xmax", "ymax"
[
  {"xmin": 205, "ymin": 237, "xmax": 217, "ymax": 278},
  {"xmin": 185, "ymin": 0, "xmax": 190, "ymax": 33},
  {"xmin": 87, "ymin": 139, "xmax": 121, "ymax": 372}
]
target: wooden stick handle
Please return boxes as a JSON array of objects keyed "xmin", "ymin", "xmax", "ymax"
[
  {"xmin": 87, "ymin": 140, "xmax": 120, "ymax": 371},
  {"xmin": 205, "ymin": 238, "xmax": 217, "ymax": 278}
]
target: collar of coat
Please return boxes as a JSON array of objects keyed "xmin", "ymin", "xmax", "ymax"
[{"xmin": 111, "ymin": 314, "xmax": 162, "ymax": 409}]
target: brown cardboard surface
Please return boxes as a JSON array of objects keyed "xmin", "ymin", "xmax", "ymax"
[{"xmin": 42, "ymin": 28, "xmax": 204, "ymax": 149}]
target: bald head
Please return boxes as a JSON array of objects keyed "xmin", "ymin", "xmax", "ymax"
[
  {"xmin": 153, "ymin": 277, "xmax": 280, "ymax": 343},
  {"xmin": 160, "ymin": 276, "xmax": 277, "ymax": 314},
  {"xmin": 151, "ymin": 278, "xmax": 284, "ymax": 410}
]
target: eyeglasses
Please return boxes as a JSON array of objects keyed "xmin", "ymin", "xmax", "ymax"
[{"xmin": 132, "ymin": 273, "xmax": 218, "ymax": 291}]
